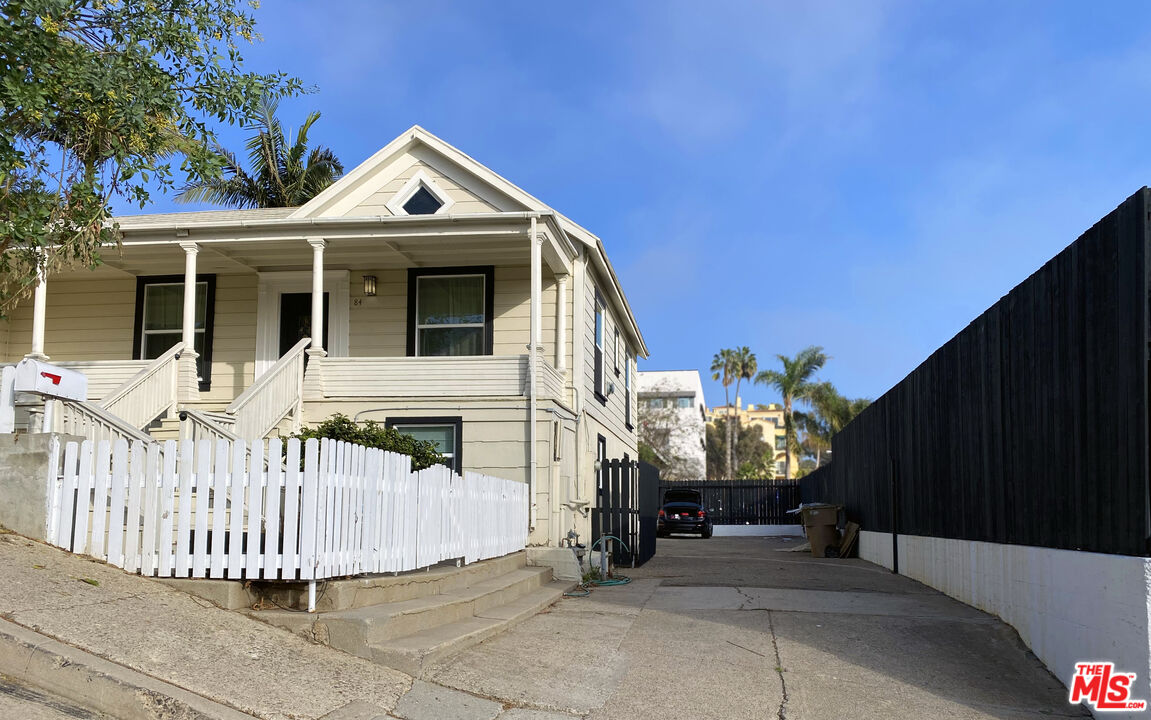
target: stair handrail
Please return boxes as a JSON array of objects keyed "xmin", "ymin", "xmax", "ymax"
[
  {"xmin": 226, "ymin": 337, "xmax": 310, "ymax": 439},
  {"xmin": 179, "ymin": 408, "xmax": 243, "ymax": 444},
  {"xmin": 97, "ymin": 343, "xmax": 184, "ymax": 428},
  {"xmin": 57, "ymin": 399, "xmax": 156, "ymax": 446}
]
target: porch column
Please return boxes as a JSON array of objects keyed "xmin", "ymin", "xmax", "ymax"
[
  {"xmin": 26, "ymin": 261, "xmax": 48, "ymax": 360},
  {"xmin": 179, "ymin": 241, "xmax": 200, "ymax": 357},
  {"xmin": 555, "ymin": 273, "xmax": 568, "ymax": 374},
  {"xmin": 307, "ymin": 238, "xmax": 327, "ymax": 357},
  {"xmin": 177, "ymin": 241, "xmax": 200, "ymax": 403}
]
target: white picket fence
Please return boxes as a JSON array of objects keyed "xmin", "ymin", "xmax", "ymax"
[{"xmin": 44, "ymin": 436, "xmax": 527, "ymax": 581}]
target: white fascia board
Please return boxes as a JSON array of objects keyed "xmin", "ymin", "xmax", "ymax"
[
  {"xmin": 586, "ymin": 238, "xmax": 648, "ymax": 359},
  {"xmin": 289, "ymin": 130, "xmax": 421, "ymax": 219},
  {"xmin": 113, "ymin": 212, "xmax": 540, "ymax": 240}
]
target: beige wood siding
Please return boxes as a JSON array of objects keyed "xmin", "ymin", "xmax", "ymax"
[
  {"xmin": 0, "ymin": 272, "xmax": 257, "ymax": 408},
  {"xmin": 300, "ymin": 400, "xmax": 564, "ymax": 487},
  {"xmin": 1, "ymin": 275, "xmax": 136, "ymax": 362},
  {"xmin": 581, "ymin": 263, "xmax": 638, "ymax": 457},
  {"xmin": 203, "ymin": 274, "xmax": 257, "ymax": 404},
  {"xmin": 349, "ymin": 160, "xmax": 499, "ymax": 216},
  {"xmin": 348, "ymin": 264, "xmax": 560, "ymax": 361}
]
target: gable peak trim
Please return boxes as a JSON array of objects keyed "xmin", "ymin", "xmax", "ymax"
[{"xmin": 385, "ymin": 168, "xmax": 456, "ymax": 216}]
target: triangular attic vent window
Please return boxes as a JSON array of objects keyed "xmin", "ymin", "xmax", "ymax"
[{"xmin": 402, "ymin": 185, "xmax": 443, "ymax": 215}]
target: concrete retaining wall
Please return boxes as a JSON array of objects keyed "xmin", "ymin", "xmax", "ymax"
[
  {"xmin": 0, "ymin": 433, "xmax": 67, "ymax": 541},
  {"xmin": 712, "ymin": 524, "xmax": 803, "ymax": 537},
  {"xmin": 860, "ymin": 530, "xmax": 1151, "ymax": 718}
]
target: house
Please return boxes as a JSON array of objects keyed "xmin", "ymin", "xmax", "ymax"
[
  {"xmin": 635, "ymin": 370, "xmax": 706, "ymax": 481},
  {"xmin": 706, "ymin": 399, "xmax": 793, "ymax": 477},
  {"xmin": 0, "ymin": 125, "xmax": 648, "ymax": 561}
]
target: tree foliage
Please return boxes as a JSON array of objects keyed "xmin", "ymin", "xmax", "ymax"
[
  {"xmin": 0, "ymin": 0, "xmax": 302, "ymax": 317},
  {"xmin": 176, "ymin": 93, "xmax": 343, "ymax": 208},
  {"xmin": 705, "ymin": 418, "xmax": 774, "ymax": 481},
  {"xmin": 710, "ymin": 346, "xmax": 756, "ymax": 480},
  {"xmin": 795, "ymin": 382, "xmax": 870, "ymax": 469},
  {"xmin": 755, "ymin": 345, "xmax": 828, "ymax": 479},
  {"xmin": 291, "ymin": 414, "xmax": 445, "ymax": 471}
]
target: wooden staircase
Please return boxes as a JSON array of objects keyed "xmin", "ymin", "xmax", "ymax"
[{"xmin": 246, "ymin": 551, "xmax": 572, "ymax": 676}]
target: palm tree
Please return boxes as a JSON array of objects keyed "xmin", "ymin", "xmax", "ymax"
[
  {"xmin": 797, "ymin": 382, "xmax": 872, "ymax": 469},
  {"xmin": 176, "ymin": 94, "xmax": 343, "ymax": 208},
  {"xmin": 755, "ymin": 345, "xmax": 828, "ymax": 479},
  {"xmin": 710, "ymin": 349, "xmax": 736, "ymax": 480},
  {"xmin": 710, "ymin": 347, "xmax": 758, "ymax": 479},
  {"xmin": 728, "ymin": 347, "xmax": 757, "ymax": 479}
]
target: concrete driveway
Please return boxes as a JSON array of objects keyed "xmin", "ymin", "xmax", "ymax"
[{"xmin": 428, "ymin": 535, "xmax": 1087, "ymax": 719}]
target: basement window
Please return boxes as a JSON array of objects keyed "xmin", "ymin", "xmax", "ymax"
[{"xmin": 386, "ymin": 416, "xmax": 462, "ymax": 473}]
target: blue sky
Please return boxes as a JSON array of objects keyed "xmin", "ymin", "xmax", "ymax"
[{"xmin": 118, "ymin": 1, "xmax": 1151, "ymax": 409}]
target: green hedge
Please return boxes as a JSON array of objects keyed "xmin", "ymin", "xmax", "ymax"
[{"xmin": 290, "ymin": 414, "xmax": 445, "ymax": 471}]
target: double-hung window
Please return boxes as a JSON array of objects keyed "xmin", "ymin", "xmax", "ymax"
[
  {"xmin": 407, "ymin": 267, "xmax": 495, "ymax": 356},
  {"xmin": 594, "ymin": 288, "xmax": 606, "ymax": 402},
  {"xmin": 624, "ymin": 353, "xmax": 632, "ymax": 428},
  {"xmin": 133, "ymin": 275, "xmax": 215, "ymax": 390}
]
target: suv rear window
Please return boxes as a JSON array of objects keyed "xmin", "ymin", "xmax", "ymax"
[{"xmin": 664, "ymin": 489, "xmax": 702, "ymax": 504}]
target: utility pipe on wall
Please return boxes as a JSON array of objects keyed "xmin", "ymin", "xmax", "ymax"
[{"xmin": 528, "ymin": 216, "xmax": 541, "ymax": 531}]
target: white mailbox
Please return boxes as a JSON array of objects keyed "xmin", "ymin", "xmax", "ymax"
[{"xmin": 14, "ymin": 359, "xmax": 88, "ymax": 402}]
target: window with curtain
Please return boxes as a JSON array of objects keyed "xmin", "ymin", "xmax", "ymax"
[
  {"xmin": 414, "ymin": 274, "xmax": 486, "ymax": 356},
  {"xmin": 134, "ymin": 275, "xmax": 215, "ymax": 390}
]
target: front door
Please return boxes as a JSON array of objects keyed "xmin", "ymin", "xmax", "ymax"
[{"xmin": 279, "ymin": 292, "xmax": 328, "ymax": 357}]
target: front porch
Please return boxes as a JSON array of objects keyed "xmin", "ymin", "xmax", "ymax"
[{"xmin": 2, "ymin": 212, "xmax": 577, "ymax": 447}]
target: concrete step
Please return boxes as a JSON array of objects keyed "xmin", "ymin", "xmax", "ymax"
[
  {"xmin": 250, "ymin": 551, "xmax": 528, "ymax": 612},
  {"xmin": 247, "ymin": 553, "xmax": 574, "ymax": 676},
  {"xmin": 370, "ymin": 579, "xmax": 571, "ymax": 677},
  {"xmin": 317, "ymin": 567, "xmax": 552, "ymax": 647}
]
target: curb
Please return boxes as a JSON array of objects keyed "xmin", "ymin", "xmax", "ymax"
[{"xmin": 0, "ymin": 618, "xmax": 257, "ymax": 720}]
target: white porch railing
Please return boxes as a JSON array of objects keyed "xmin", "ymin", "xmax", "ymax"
[
  {"xmin": 0, "ymin": 366, "xmax": 15, "ymax": 434},
  {"xmin": 97, "ymin": 343, "xmax": 183, "ymax": 429},
  {"xmin": 536, "ymin": 349, "xmax": 566, "ymax": 401},
  {"xmin": 45, "ymin": 436, "xmax": 527, "ymax": 581},
  {"xmin": 56, "ymin": 400, "xmax": 155, "ymax": 447},
  {"xmin": 316, "ymin": 354, "xmax": 566, "ymax": 400},
  {"xmin": 54, "ymin": 360, "xmax": 152, "ymax": 402},
  {"xmin": 179, "ymin": 408, "xmax": 240, "ymax": 445},
  {"xmin": 226, "ymin": 338, "xmax": 309, "ymax": 440}
]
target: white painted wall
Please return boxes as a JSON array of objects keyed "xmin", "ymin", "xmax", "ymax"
[
  {"xmin": 860, "ymin": 530, "xmax": 1151, "ymax": 719},
  {"xmin": 637, "ymin": 369, "xmax": 707, "ymax": 480}
]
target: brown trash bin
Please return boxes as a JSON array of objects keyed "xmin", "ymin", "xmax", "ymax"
[{"xmin": 800, "ymin": 504, "xmax": 842, "ymax": 558}]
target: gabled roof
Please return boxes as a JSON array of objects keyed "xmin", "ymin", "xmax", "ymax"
[
  {"xmin": 294, "ymin": 125, "xmax": 646, "ymax": 357},
  {"xmin": 114, "ymin": 125, "xmax": 647, "ymax": 357}
]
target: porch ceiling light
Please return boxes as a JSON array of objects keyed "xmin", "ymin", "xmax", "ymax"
[{"xmin": 363, "ymin": 275, "xmax": 377, "ymax": 297}]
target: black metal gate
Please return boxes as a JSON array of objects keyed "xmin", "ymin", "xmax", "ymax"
[{"xmin": 591, "ymin": 458, "xmax": 659, "ymax": 567}]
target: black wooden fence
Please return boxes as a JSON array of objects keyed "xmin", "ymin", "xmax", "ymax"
[
  {"xmin": 660, "ymin": 479, "xmax": 802, "ymax": 525},
  {"xmin": 592, "ymin": 459, "xmax": 659, "ymax": 567},
  {"xmin": 802, "ymin": 188, "xmax": 1151, "ymax": 557}
]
